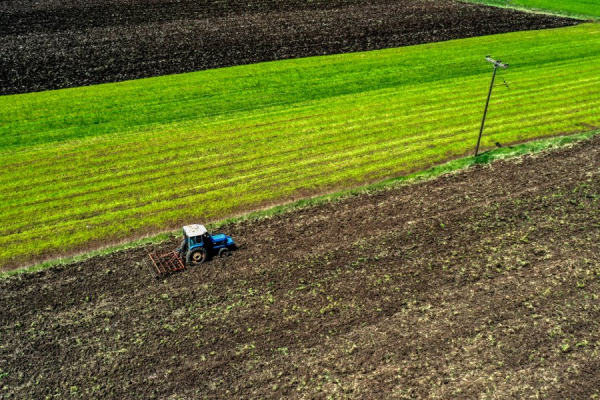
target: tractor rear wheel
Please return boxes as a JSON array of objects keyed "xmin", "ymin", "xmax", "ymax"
[{"xmin": 187, "ymin": 248, "xmax": 207, "ymax": 266}]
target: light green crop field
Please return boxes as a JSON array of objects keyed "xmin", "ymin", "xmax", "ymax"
[
  {"xmin": 1, "ymin": 23, "xmax": 599, "ymax": 269},
  {"xmin": 463, "ymin": 0, "xmax": 600, "ymax": 19}
]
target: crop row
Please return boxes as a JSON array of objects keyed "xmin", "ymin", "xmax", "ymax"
[
  {"xmin": 0, "ymin": 24, "xmax": 599, "ymax": 268},
  {"xmin": 2, "ymin": 23, "xmax": 594, "ymax": 150},
  {"xmin": 2, "ymin": 68, "xmax": 597, "ymax": 210}
]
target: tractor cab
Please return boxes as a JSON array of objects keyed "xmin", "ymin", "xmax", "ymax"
[
  {"xmin": 182, "ymin": 224, "xmax": 208, "ymax": 247},
  {"xmin": 179, "ymin": 224, "xmax": 235, "ymax": 266}
]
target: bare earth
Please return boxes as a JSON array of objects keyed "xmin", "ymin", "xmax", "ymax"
[
  {"xmin": 0, "ymin": 0, "xmax": 576, "ymax": 94},
  {"xmin": 1, "ymin": 136, "xmax": 599, "ymax": 398}
]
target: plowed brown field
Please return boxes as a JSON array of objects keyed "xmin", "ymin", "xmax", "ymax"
[
  {"xmin": 1, "ymin": 136, "xmax": 599, "ymax": 398},
  {"xmin": 0, "ymin": 0, "xmax": 577, "ymax": 95}
]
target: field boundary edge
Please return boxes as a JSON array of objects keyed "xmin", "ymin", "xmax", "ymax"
[{"xmin": 1, "ymin": 129, "xmax": 598, "ymax": 279}]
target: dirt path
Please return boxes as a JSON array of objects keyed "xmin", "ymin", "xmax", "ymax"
[
  {"xmin": 0, "ymin": 0, "xmax": 576, "ymax": 95},
  {"xmin": 1, "ymin": 136, "xmax": 598, "ymax": 398}
]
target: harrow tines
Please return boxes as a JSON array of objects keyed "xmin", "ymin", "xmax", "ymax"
[{"xmin": 147, "ymin": 251, "xmax": 185, "ymax": 279}]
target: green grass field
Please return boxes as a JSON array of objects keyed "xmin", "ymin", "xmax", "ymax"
[
  {"xmin": 1, "ymin": 23, "xmax": 599, "ymax": 269},
  {"xmin": 463, "ymin": 0, "xmax": 600, "ymax": 19}
]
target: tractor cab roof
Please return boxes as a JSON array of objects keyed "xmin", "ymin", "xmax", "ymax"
[{"xmin": 183, "ymin": 224, "xmax": 207, "ymax": 237}]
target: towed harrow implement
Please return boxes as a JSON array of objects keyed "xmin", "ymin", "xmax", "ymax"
[{"xmin": 147, "ymin": 250, "xmax": 185, "ymax": 278}]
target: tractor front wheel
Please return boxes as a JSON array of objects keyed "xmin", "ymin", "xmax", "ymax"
[
  {"xmin": 187, "ymin": 248, "xmax": 207, "ymax": 266},
  {"xmin": 218, "ymin": 248, "xmax": 230, "ymax": 257}
]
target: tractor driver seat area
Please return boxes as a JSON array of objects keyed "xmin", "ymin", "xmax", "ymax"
[{"xmin": 203, "ymin": 233, "xmax": 214, "ymax": 250}]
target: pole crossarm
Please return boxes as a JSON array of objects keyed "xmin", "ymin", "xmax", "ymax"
[{"xmin": 485, "ymin": 55, "xmax": 509, "ymax": 69}]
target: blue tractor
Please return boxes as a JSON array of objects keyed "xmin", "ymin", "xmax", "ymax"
[{"xmin": 178, "ymin": 224, "xmax": 236, "ymax": 266}]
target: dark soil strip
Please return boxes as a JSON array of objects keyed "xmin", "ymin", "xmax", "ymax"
[
  {"xmin": 0, "ymin": 0, "xmax": 577, "ymax": 95},
  {"xmin": 1, "ymin": 136, "xmax": 598, "ymax": 398}
]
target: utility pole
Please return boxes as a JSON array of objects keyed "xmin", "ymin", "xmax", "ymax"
[{"xmin": 475, "ymin": 56, "xmax": 509, "ymax": 156}]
